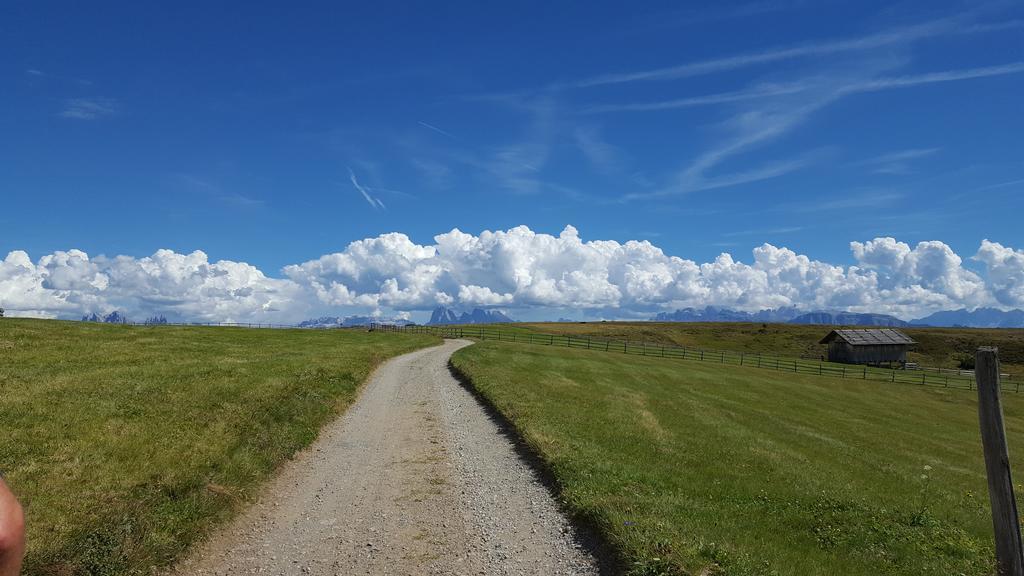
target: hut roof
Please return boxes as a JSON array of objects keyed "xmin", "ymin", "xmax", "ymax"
[{"xmin": 818, "ymin": 328, "xmax": 916, "ymax": 346}]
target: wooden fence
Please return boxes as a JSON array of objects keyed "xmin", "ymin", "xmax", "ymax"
[
  {"xmin": 88, "ymin": 319, "xmax": 1016, "ymax": 393},
  {"xmin": 370, "ymin": 323, "xmax": 1019, "ymax": 393}
]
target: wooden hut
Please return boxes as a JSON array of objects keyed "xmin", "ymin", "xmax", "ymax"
[{"xmin": 819, "ymin": 328, "xmax": 916, "ymax": 366}]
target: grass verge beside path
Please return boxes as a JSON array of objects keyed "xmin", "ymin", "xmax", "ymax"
[
  {"xmin": 0, "ymin": 318, "xmax": 438, "ymax": 575},
  {"xmin": 451, "ymin": 340, "xmax": 1024, "ymax": 576}
]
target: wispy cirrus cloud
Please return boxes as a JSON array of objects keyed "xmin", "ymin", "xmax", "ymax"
[
  {"xmin": 59, "ymin": 97, "xmax": 119, "ymax": 120},
  {"xmin": 854, "ymin": 147, "xmax": 940, "ymax": 175},
  {"xmin": 436, "ymin": 11, "xmax": 1020, "ymax": 206},
  {"xmin": 588, "ymin": 62, "xmax": 1024, "ymax": 116},
  {"xmin": 722, "ymin": 226, "xmax": 803, "ymax": 237},
  {"xmin": 573, "ymin": 126, "xmax": 627, "ymax": 174},
  {"xmin": 411, "ymin": 157, "xmax": 453, "ymax": 189},
  {"xmin": 563, "ymin": 16, "xmax": 1021, "ymax": 89},
  {"xmin": 974, "ymin": 177, "xmax": 1024, "ymax": 192},
  {"xmin": 622, "ymin": 60, "xmax": 1024, "ymax": 200},
  {"xmin": 173, "ymin": 174, "xmax": 266, "ymax": 209},
  {"xmin": 944, "ymin": 176, "xmax": 1024, "ymax": 202},
  {"xmin": 453, "ymin": 96, "xmax": 565, "ymax": 196},
  {"xmin": 402, "ymin": 95, "xmax": 588, "ymax": 200},
  {"xmin": 622, "ymin": 91, "xmax": 839, "ymax": 200},
  {"xmin": 796, "ymin": 190, "xmax": 906, "ymax": 213},
  {"xmin": 26, "ymin": 68, "xmax": 94, "ymax": 86},
  {"xmin": 417, "ymin": 121, "xmax": 456, "ymax": 138},
  {"xmin": 348, "ymin": 167, "xmax": 386, "ymax": 210},
  {"xmin": 838, "ymin": 61, "xmax": 1024, "ymax": 94},
  {"xmin": 579, "ymin": 82, "xmax": 807, "ymax": 114},
  {"xmin": 450, "ymin": 8, "xmax": 1022, "ymax": 206},
  {"xmin": 646, "ymin": 1, "xmax": 803, "ymax": 28}
]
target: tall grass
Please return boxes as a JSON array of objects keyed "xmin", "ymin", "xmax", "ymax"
[
  {"xmin": 0, "ymin": 318, "xmax": 437, "ymax": 575},
  {"xmin": 452, "ymin": 340, "xmax": 1024, "ymax": 575}
]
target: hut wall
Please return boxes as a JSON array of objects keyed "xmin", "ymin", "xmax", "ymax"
[{"xmin": 827, "ymin": 342, "xmax": 907, "ymax": 364}]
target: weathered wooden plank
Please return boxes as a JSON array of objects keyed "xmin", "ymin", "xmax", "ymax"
[{"xmin": 977, "ymin": 347, "xmax": 1024, "ymax": 576}]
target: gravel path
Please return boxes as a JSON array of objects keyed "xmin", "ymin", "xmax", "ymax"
[{"xmin": 171, "ymin": 340, "xmax": 600, "ymax": 575}]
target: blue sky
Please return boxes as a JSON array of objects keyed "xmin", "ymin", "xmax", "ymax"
[{"xmin": 1, "ymin": 1, "xmax": 1023, "ymax": 322}]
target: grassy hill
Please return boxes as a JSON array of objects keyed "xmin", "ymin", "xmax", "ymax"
[
  {"xmin": 0, "ymin": 318, "xmax": 438, "ymax": 575},
  {"xmin": 517, "ymin": 321, "xmax": 1024, "ymax": 378},
  {"xmin": 452, "ymin": 340, "xmax": 1024, "ymax": 575}
]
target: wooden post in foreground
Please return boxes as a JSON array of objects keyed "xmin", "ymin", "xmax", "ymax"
[{"xmin": 977, "ymin": 346, "xmax": 1024, "ymax": 576}]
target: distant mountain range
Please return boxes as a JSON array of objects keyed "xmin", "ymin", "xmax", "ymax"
[
  {"xmin": 297, "ymin": 315, "xmax": 414, "ymax": 328},
  {"xmin": 77, "ymin": 304, "xmax": 1024, "ymax": 329},
  {"xmin": 82, "ymin": 311, "xmax": 129, "ymax": 324},
  {"xmin": 428, "ymin": 307, "xmax": 514, "ymax": 325},
  {"xmin": 651, "ymin": 306, "xmax": 1024, "ymax": 328},
  {"xmin": 788, "ymin": 311, "xmax": 908, "ymax": 327},
  {"xmin": 911, "ymin": 308, "xmax": 1024, "ymax": 328},
  {"xmin": 653, "ymin": 306, "xmax": 801, "ymax": 323}
]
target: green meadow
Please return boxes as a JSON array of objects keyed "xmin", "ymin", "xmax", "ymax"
[
  {"xmin": 0, "ymin": 318, "xmax": 437, "ymax": 575},
  {"xmin": 518, "ymin": 321, "xmax": 1024, "ymax": 378},
  {"xmin": 452, "ymin": 340, "xmax": 1024, "ymax": 575}
]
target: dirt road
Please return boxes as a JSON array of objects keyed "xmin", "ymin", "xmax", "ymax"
[{"xmin": 172, "ymin": 340, "xmax": 600, "ymax": 575}]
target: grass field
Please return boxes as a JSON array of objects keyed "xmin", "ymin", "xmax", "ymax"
[
  {"xmin": 0, "ymin": 318, "xmax": 438, "ymax": 575},
  {"xmin": 451, "ymin": 340, "xmax": 1024, "ymax": 575},
  {"xmin": 517, "ymin": 321, "xmax": 1024, "ymax": 378}
]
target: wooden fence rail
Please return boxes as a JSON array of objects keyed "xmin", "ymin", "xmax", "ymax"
[
  {"xmin": 87, "ymin": 319, "xmax": 1015, "ymax": 393},
  {"xmin": 369, "ymin": 323, "xmax": 1019, "ymax": 393}
]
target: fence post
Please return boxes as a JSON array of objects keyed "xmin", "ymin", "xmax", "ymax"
[{"xmin": 976, "ymin": 347, "xmax": 1024, "ymax": 576}]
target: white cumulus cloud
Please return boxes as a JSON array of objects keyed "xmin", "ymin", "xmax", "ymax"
[
  {"xmin": 1, "ymin": 249, "xmax": 308, "ymax": 322},
  {"xmin": 1, "ymin": 226, "xmax": 1021, "ymax": 322},
  {"xmin": 975, "ymin": 240, "xmax": 1024, "ymax": 308}
]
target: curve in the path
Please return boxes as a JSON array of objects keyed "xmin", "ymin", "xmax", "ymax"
[{"xmin": 172, "ymin": 340, "xmax": 600, "ymax": 576}]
